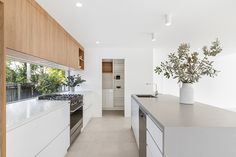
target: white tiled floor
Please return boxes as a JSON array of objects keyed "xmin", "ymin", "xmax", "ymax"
[{"xmin": 66, "ymin": 111, "xmax": 139, "ymax": 157}]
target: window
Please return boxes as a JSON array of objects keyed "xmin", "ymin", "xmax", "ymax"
[{"xmin": 6, "ymin": 59, "xmax": 67, "ymax": 103}]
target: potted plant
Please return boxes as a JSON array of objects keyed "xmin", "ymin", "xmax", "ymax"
[
  {"xmin": 155, "ymin": 39, "xmax": 222, "ymax": 104},
  {"xmin": 64, "ymin": 74, "xmax": 86, "ymax": 92}
]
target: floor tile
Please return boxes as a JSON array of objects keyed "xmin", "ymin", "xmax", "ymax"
[{"xmin": 66, "ymin": 111, "xmax": 138, "ymax": 157}]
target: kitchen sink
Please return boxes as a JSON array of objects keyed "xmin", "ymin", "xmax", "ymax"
[{"xmin": 136, "ymin": 94, "xmax": 157, "ymax": 98}]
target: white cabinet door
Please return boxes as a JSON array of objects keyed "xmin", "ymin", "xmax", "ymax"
[
  {"xmin": 147, "ymin": 130, "xmax": 163, "ymax": 157},
  {"xmin": 83, "ymin": 105, "xmax": 93, "ymax": 129},
  {"xmin": 36, "ymin": 127, "xmax": 70, "ymax": 157},
  {"xmin": 147, "ymin": 116, "xmax": 163, "ymax": 152},
  {"xmin": 83, "ymin": 92, "xmax": 94, "ymax": 129},
  {"xmin": 102, "ymin": 89, "xmax": 114, "ymax": 109},
  {"xmin": 7, "ymin": 105, "xmax": 70, "ymax": 157},
  {"xmin": 131, "ymin": 98, "xmax": 139, "ymax": 147},
  {"xmin": 147, "ymin": 145, "xmax": 154, "ymax": 157}
]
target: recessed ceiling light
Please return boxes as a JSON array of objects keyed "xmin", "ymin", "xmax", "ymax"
[
  {"xmin": 76, "ymin": 2, "xmax": 83, "ymax": 8},
  {"xmin": 151, "ymin": 33, "xmax": 157, "ymax": 42},
  {"xmin": 96, "ymin": 41, "xmax": 100, "ymax": 44},
  {"xmin": 165, "ymin": 14, "xmax": 172, "ymax": 26}
]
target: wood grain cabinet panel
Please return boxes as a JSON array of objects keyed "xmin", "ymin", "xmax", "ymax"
[
  {"xmin": 47, "ymin": 19, "xmax": 55, "ymax": 62},
  {"xmin": 5, "ymin": 0, "xmax": 84, "ymax": 69},
  {"xmin": 5, "ymin": 0, "xmax": 17, "ymax": 50},
  {"xmin": 67, "ymin": 40, "xmax": 79, "ymax": 69}
]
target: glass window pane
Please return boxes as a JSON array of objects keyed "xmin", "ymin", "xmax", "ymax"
[{"xmin": 6, "ymin": 59, "xmax": 67, "ymax": 103}]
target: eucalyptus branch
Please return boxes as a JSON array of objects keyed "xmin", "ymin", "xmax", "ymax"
[{"xmin": 155, "ymin": 39, "xmax": 222, "ymax": 83}]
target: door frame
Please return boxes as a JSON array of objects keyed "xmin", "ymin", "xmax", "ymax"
[{"xmin": 101, "ymin": 58, "xmax": 125, "ymax": 116}]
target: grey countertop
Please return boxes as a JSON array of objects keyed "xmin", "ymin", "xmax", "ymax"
[
  {"xmin": 6, "ymin": 90, "xmax": 93, "ymax": 132},
  {"xmin": 7, "ymin": 98, "xmax": 70, "ymax": 132},
  {"xmin": 132, "ymin": 94, "xmax": 236, "ymax": 128}
]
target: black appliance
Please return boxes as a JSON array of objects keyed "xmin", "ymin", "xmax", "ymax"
[
  {"xmin": 38, "ymin": 94, "xmax": 83, "ymax": 144},
  {"xmin": 139, "ymin": 108, "xmax": 146, "ymax": 157},
  {"xmin": 115, "ymin": 75, "xmax": 121, "ymax": 80}
]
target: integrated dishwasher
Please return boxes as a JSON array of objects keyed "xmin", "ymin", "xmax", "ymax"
[{"xmin": 139, "ymin": 108, "xmax": 146, "ymax": 157}]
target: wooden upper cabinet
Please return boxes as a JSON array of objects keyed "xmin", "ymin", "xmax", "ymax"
[
  {"xmin": 6, "ymin": 0, "xmax": 31, "ymax": 53},
  {"xmin": 5, "ymin": 0, "xmax": 20, "ymax": 51},
  {"xmin": 67, "ymin": 37, "xmax": 80, "ymax": 69},
  {"xmin": 5, "ymin": 0, "xmax": 84, "ymax": 70}
]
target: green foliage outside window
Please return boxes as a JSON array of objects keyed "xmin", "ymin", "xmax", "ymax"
[
  {"xmin": 6, "ymin": 60, "xmax": 27, "ymax": 84},
  {"xmin": 35, "ymin": 68, "xmax": 65, "ymax": 94},
  {"xmin": 6, "ymin": 59, "xmax": 66, "ymax": 95}
]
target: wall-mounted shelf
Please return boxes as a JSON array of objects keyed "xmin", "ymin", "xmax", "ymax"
[{"xmin": 102, "ymin": 62, "xmax": 113, "ymax": 73}]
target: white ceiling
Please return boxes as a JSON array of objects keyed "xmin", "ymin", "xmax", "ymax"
[{"xmin": 36, "ymin": 0, "xmax": 236, "ymax": 52}]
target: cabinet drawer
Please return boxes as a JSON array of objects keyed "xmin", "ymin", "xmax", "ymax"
[
  {"xmin": 147, "ymin": 130, "xmax": 163, "ymax": 157},
  {"xmin": 147, "ymin": 116, "xmax": 163, "ymax": 152},
  {"xmin": 36, "ymin": 127, "xmax": 70, "ymax": 157},
  {"xmin": 147, "ymin": 145, "xmax": 154, "ymax": 157}
]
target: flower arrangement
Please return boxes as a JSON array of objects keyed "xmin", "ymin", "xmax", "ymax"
[
  {"xmin": 155, "ymin": 39, "xmax": 222, "ymax": 83},
  {"xmin": 155, "ymin": 39, "xmax": 222, "ymax": 104}
]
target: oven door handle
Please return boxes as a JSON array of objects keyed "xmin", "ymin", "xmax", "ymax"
[{"xmin": 70, "ymin": 105, "xmax": 83, "ymax": 113}]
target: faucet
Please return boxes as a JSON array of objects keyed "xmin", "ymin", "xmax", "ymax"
[{"xmin": 146, "ymin": 83, "xmax": 158, "ymax": 96}]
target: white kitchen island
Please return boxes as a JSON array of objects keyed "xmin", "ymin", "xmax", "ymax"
[
  {"xmin": 7, "ymin": 99, "xmax": 70, "ymax": 157},
  {"xmin": 131, "ymin": 94, "xmax": 236, "ymax": 157}
]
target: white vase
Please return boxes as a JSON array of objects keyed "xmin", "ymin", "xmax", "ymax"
[
  {"xmin": 70, "ymin": 87, "xmax": 75, "ymax": 92},
  {"xmin": 180, "ymin": 83, "xmax": 194, "ymax": 104}
]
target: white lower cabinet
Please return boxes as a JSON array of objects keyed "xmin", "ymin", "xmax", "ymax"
[
  {"xmin": 7, "ymin": 105, "xmax": 70, "ymax": 157},
  {"xmin": 147, "ymin": 116, "xmax": 163, "ymax": 152},
  {"xmin": 37, "ymin": 127, "xmax": 70, "ymax": 157},
  {"xmin": 102, "ymin": 89, "xmax": 114, "ymax": 109},
  {"xmin": 131, "ymin": 98, "xmax": 139, "ymax": 147},
  {"xmin": 83, "ymin": 92, "xmax": 95, "ymax": 129},
  {"xmin": 147, "ymin": 144, "xmax": 154, "ymax": 157},
  {"xmin": 83, "ymin": 104, "xmax": 93, "ymax": 128},
  {"xmin": 147, "ymin": 130, "xmax": 163, "ymax": 157}
]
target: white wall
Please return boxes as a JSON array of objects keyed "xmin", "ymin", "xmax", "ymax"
[
  {"xmin": 152, "ymin": 0, "xmax": 236, "ymax": 111},
  {"xmin": 73, "ymin": 48, "xmax": 154, "ymax": 117},
  {"xmin": 153, "ymin": 48, "xmax": 236, "ymax": 110}
]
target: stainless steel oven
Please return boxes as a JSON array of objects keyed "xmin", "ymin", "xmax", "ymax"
[{"xmin": 70, "ymin": 100, "xmax": 83, "ymax": 144}]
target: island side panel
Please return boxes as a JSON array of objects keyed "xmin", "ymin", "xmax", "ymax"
[{"xmin": 164, "ymin": 127, "xmax": 236, "ymax": 157}]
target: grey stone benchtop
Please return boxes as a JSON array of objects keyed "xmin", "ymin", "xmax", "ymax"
[{"xmin": 132, "ymin": 94, "xmax": 236, "ymax": 129}]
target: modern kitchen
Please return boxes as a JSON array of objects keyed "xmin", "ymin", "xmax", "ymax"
[{"xmin": 1, "ymin": 0, "xmax": 236, "ymax": 157}]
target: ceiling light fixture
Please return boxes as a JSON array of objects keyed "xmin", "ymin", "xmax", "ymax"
[
  {"xmin": 151, "ymin": 33, "xmax": 157, "ymax": 42},
  {"xmin": 76, "ymin": 2, "xmax": 83, "ymax": 8},
  {"xmin": 165, "ymin": 14, "xmax": 172, "ymax": 26},
  {"xmin": 96, "ymin": 41, "xmax": 100, "ymax": 44}
]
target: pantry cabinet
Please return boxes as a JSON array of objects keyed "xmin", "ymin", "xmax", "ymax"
[{"xmin": 5, "ymin": 0, "xmax": 84, "ymax": 70}]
